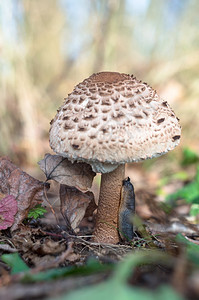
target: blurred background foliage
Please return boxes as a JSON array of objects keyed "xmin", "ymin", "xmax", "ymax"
[{"xmin": 0, "ymin": 0, "xmax": 199, "ymax": 169}]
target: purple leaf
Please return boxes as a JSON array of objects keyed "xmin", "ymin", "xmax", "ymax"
[{"xmin": 0, "ymin": 195, "xmax": 18, "ymax": 230}]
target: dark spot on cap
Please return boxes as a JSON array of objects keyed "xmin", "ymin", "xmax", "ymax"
[
  {"xmin": 111, "ymin": 96, "xmax": 119, "ymax": 102},
  {"xmin": 122, "ymin": 104, "xmax": 127, "ymax": 108},
  {"xmin": 79, "ymin": 97, "xmax": 85, "ymax": 104},
  {"xmin": 125, "ymin": 93, "xmax": 133, "ymax": 98},
  {"xmin": 128, "ymin": 102, "xmax": 135, "ymax": 108},
  {"xmin": 135, "ymin": 89, "xmax": 141, "ymax": 94},
  {"xmin": 101, "ymin": 99, "xmax": 111, "ymax": 106},
  {"xmin": 73, "ymin": 117, "xmax": 79, "ymax": 123},
  {"xmin": 90, "ymin": 96, "xmax": 97, "ymax": 100},
  {"xmin": 64, "ymin": 124, "xmax": 72, "ymax": 130},
  {"xmin": 157, "ymin": 118, "xmax": 165, "ymax": 124},
  {"xmin": 63, "ymin": 116, "xmax": 69, "ymax": 121},
  {"xmin": 101, "ymin": 128, "xmax": 107, "ymax": 133},
  {"xmin": 78, "ymin": 127, "xmax": 86, "ymax": 131},
  {"xmin": 72, "ymin": 144, "xmax": 80, "ymax": 150},
  {"xmin": 90, "ymin": 135, "xmax": 96, "ymax": 139},
  {"xmin": 115, "ymin": 86, "xmax": 125, "ymax": 92},
  {"xmin": 134, "ymin": 114, "xmax": 143, "ymax": 119},
  {"xmin": 86, "ymin": 101, "xmax": 92, "ymax": 108},
  {"xmin": 83, "ymin": 114, "xmax": 95, "ymax": 120},
  {"xmin": 112, "ymin": 112, "xmax": 124, "ymax": 119},
  {"xmin": 64, "ymin": 99, "xmax": 70, "ymax": 104},
  {"xmin": 102, "ymin": 108, "xmax": 110, "ymax": 113},
  {"xmin": 89, "ymin": 88, "xmax": 97, "ymax": 94},
  {"xmin": 162, "ymin": 101, "xmax": 167, "ymax": 107},
  {"xmin": 172, "ymin": 135, "xmax": 180, "ymax": 141}
]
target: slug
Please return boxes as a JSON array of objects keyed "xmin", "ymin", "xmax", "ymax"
[{"xmin": 119, "ymin": 177, "xmax": 135, "ymax": 241}]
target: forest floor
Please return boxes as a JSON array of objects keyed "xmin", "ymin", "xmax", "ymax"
[{"xmin": 0, "ymin": 150, "xmax": 199, "ymax": 300}]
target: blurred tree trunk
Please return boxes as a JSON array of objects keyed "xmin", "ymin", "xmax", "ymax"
[
  {"xmin": 0, "ymin": 0, "xmax": 66, "ymax": 163},
  {"xmin": 92, "ymin": 0, "xmax": 125, "ymax": 72}
]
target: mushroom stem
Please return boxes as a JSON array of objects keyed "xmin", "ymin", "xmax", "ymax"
[{"xmin": 93, "ymin": 164, "xmax": 125, "ymax": 244}]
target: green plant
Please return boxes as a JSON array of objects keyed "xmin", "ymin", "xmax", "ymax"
[
  {"xmin": 181, "ymin": 148, "xmax": 199, "ymax": 166},
  {"xmin": 165, "ymin": 148, "xmax": 199, "ymax": 216},
  {"xmin": 1, "ymin": 253, "xmax": 112, "ymax": 282},
  {"xmin": 27, "ymin": 204, "xmax": 47, "ymax": 220},
  {"xmin": 166, "ymin": 166, "xmax": 199, "ymax": 216},
  {"xmin": 176, "ymin": 233, "xmax": 199, "ymax": 266},
  {"xmin": 1, "ymin": 253, "xmax": 29, "ymax": 274},
  {"xmin": 52, "ymin": 251, "xmax": 184, "ymax": 300}
]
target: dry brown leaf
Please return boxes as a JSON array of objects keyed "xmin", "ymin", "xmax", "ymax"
[
  {"xmin": 11, "ymin": 226, "xmax": 33, "ymax": 252},
  {"xmin": 30, "ymin": 242, "xmax": 76, "ymax": 270},
  {"xmin": 60, "ymin": 184, "xmax": 95, "ymax": 230},
  {"xmin": 38, "ymin": 153, "xmax": 96, "ymax": 191},
  {"xmin": 84, "ymin": 191, "xmax": 97, "ymax": 218},
  {"xmin": 0, "ymin": 156, "xmax": 49, "ymax": 231},
  {"xmin": 31, "ymin": 238, "xmax": 66, "ymax": 255}
]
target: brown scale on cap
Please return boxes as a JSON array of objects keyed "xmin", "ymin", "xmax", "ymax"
[
  {"xmin": 90, "ymin": 71, "xmax": 130, "ymax": 83},
  {"xmin": 49, "ymin": 71, "xmax": 181, "ymax": 244}
]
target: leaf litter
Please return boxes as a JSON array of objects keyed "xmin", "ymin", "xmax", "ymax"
[{"xmin": 0, "ymin": 154, "xmax": 199, "ymax": 299}]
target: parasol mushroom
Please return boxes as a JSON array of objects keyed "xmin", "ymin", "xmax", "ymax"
[{"xmin": 49, "ymin": 71, "xmax": 181, "ymax": 244}]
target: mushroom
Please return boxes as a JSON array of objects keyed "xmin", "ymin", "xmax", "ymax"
[{"xmin": 49, "ymin": 71, "xmax": 181, "ymax": 244}]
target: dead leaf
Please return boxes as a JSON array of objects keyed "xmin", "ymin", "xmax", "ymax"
[
  {"xmin": 0, "ymin": 156, "xmax": 49, "ymax": 231},
  {"xmin": 0, "ymin": 195, "xmax": 18, "ymax": 230},
  {"xmin": 38, "ymin": 153, "xmax": 96, "ymax": 191},
  {"xmin": 0, "ymin": 244, "xmax": 17, "ymax": 253},
  {"xmin": 12, "ymin": 226, "xmax": 36, "ymax": 253},
  {"xmin": 84, "ymin": 191, "xmax": 97, "ymax": 218},
  {"xmin": 31, "ymin": 242, "xmax": 76, "ymax": 271},
  {"xmin": 60, "ymin": 184, "xmax": 95, "ymax": 230},
  {"xmin": 31, "ymin": 238, "xmax": 66, "ymax": 255}
]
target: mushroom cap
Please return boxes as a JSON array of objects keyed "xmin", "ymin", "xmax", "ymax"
[{"xmin": 49, "ymin": 72, "xmax": 181, "ymax": 172}]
